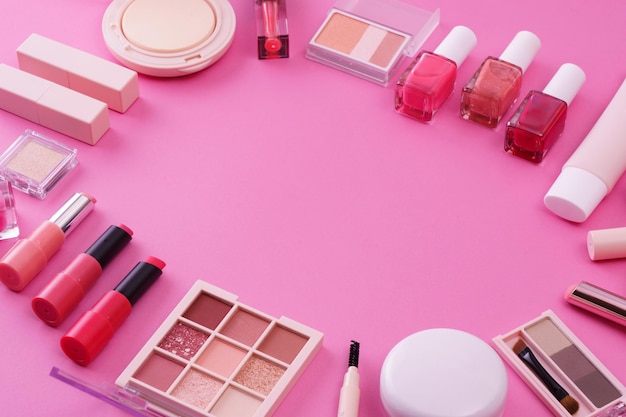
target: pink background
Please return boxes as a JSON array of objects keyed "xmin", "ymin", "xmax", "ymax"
[{"xmin": 1, "ymin": 0, "xmax": 625, "ymax": 416}]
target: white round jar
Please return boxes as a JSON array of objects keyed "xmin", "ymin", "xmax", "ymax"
[{"xmin": 380, "ymin": 328, "xmax": 508, "ymax": 417}]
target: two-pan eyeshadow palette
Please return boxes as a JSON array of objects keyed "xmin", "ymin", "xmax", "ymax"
[
  {"xmin": 54, "ymin": 280, "xmax": 323, "ymax": 417},
  {"xmin": 493, "ymin": 310, "xmax": 625, "ymax": 417}
]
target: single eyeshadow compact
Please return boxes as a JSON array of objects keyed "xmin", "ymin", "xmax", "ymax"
[{"xmin": 0, "ymin": 129, "xmax": 78, "ymax": 199}]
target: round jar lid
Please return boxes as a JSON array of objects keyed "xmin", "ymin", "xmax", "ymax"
[{"xmin": 380, "ymin": 328, "xmax": 508, "ymax": 417}]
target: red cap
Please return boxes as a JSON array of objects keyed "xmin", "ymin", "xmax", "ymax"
[
  {"xmin": 32, "ymin": 254, "xmax": 102, "ymax": 326},
  {"xmin": 61, "ymin": 291, "xmax": 132, "ymax": 366}
]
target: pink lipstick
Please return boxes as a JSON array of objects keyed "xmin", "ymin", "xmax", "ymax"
[{"xmin": 32, "ymin": 224, "xmax": 133, "ymax": 327}]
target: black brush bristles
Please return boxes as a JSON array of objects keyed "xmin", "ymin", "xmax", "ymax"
[{"xmin": 348, "ymin": 340, "xmax": 360, "ymax": 368}]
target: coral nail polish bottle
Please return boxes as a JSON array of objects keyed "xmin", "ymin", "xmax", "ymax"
[
  {"xmin": 505, "ymin": 63, "xmax": 586, "ymax": 162},
  {"xmin": 460, "ymin": 31, "xmax": 541, "ymax": 128},
  {"xmin": 395, "ymin": 26, "xmax": 477, "ymax": 122}
]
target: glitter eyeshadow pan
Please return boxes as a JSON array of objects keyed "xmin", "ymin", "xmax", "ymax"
[
  {"xmin": 0, "ymin": 129, "xmax": 78, "ymax": 199},
  {"xmin": 114, "ymin": 280, "xmax": 323, "ymax": 417}
]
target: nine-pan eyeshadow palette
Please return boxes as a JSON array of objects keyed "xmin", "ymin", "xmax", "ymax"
[
  {"xmin": 114, "ymin": 280, "xmax": 324, "ymax": 417},
  {"xmin": 52, "ymin": 280, "xmax": 323, "ymax": 417},
  {"xmin": 493, "ymin": 310, "xmax": 625, "ymax": 417}
]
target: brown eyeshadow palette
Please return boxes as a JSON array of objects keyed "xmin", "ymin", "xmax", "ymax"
[
  {"xmin": 493, "ymin": 310, "xmax": 625, "ymax": 417},
  {"xmin": 52, "ymin": 280, "xmax": 323, "ymax": 417}
]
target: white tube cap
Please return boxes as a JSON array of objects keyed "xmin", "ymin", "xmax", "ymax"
[
  {"xmin": 543, "ymin": 63, "xmax": 586, "ymax": 106},
  {"xmin": 380, "ymin": 329, "xmax": 507, "ymax": 417},
  {"xmin": 499, "ymin": 31, "xmax": 541, "ymax": 73},
  {"xmin": 544, "ymin": 166, "xmax": 608, "ymax": 223},
  {"xmin": 433, "ymin": 26, "xmax": 477, "ymax": 67}
]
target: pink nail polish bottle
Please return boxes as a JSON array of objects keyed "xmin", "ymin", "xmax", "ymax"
[
  {"xmin": 395, "ymin": 26, "xmax": 477, "ymax": 123},
  {"xmin": 460, "ymin": 31, "xmax": 541, "ymax": 128},
  {"xmin": 504, "ymin": 63, "xmax": 585, "ymax": 163}
]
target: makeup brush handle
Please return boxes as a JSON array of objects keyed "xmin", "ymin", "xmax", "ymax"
[{"xmin": 518, "ymin": 347, "xmax": 569, "ymax": 400}]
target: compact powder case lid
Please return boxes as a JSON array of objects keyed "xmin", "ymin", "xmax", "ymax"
[
  {"xmin": 102, "ymin": 0, "xmax": 236, "ymax": 77},
  {"xmin": 380, "ymin": 328, "xmax": 508, "ymax": 417}
]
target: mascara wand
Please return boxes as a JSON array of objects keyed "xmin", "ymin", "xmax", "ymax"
[{"xmin": 338, "ymin": 340, "xmax": 360, "ymax": 417}]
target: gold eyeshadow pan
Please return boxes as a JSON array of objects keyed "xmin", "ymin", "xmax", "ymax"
[
  {"xmin": 493, "ymin": 310, "xmax": 625, "ymax": 417},
  {"xmin": 51, "ymin": 280, "xmax": 323, "ymax": 417}
]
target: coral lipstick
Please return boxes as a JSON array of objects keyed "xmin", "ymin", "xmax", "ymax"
[
  {"xmin": 0, "ymin": 192, "xmax": 96, "ymax": 291},
  {"xmin": 32, "ymin": 224, "xmax": 133, "ymax": 327},
  {"xmin": 61, "ymin": 256, "xmax": 165, "ymax": 366}
]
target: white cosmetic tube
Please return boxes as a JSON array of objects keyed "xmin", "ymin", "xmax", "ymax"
[{"xmin": 544, "ymin": 78, "xmax": 626, "ymax": 222}]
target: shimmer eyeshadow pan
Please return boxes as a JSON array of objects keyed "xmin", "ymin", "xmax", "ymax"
[
  {"xmin": 112, "ymin": 280, "xmax": 323, "ymax": 417},
  {"xmin": 0, "ymin": 129, "xmax": 78, "ymax": 199},
  {"xmin": 493, "ymin": 310, "xmax": 626, "ymax": 417}
]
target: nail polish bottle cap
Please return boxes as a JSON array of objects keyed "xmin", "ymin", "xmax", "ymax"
[
  {"xmin": 544, "ymin": 166, "xmax": 608, "ymax": 223},
  {"xmin": 499, "ymin": 30, "xmax": 541, "ymax": 73},
  {"xmin": 543, "ymin": 63, "xmax": 586, "ymax": 106},
  {"xmin": 587, "ymin": 227, "xmax": 626, "ymax": 261},
  {"xmin": 433, "ymin": 26, "xmax": 477, "ymax": 67}
]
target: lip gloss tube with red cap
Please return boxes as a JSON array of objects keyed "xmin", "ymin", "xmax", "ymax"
[
  {"xmin": 61, "ymin": 256, "xmax": 165, "ymax": 366},
  {"xmin": 32, "ymin": 224, "xmax": 134, "ymax": 327},
  {"xmin": 0, "ymin": 192, "xmax": 96, "ymax": 292}
]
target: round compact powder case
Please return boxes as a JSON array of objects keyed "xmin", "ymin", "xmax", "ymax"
[
  {"xmin": 380, "ymin": 328, "xmax": 508, "ymax": 417},
  {"xmin": 102, "ymin": 0, "xmax": 236, "ymax": 77}
]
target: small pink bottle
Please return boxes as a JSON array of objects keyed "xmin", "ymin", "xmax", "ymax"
[
  {"xmin": 505, "ymin": 63, "xmax": 585, "ymax": 162},
  {"xmin": 460, "ymin": 31, "xmax": 541, "ymax": 128},
  {"xmin": 395, "ymin": 26, "xmax": 477, "ymax": 122}
]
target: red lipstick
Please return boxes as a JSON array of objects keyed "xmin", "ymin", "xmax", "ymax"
[
  {"xmin": 0, "ymin": 192, "xmax": 96, "ymax": 291},
  {"xmin": 32, "ymin": 224, "xmax": 133, "ymax": 327},
  {"xmin": 60, "ymin": 256, "xmax": 165, "ymax": 366}
]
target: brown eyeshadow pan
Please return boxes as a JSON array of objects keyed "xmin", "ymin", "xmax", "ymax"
[
  {"xmin": 220, "ymin": 309, "xmax": 270, "ymax": 346},
  {"xmin": 133, "ymin": 353, "xmax": 184, "ymax": 392},
  {"xmin": 183, "ymin": 293, "xmax": 232, "ymax": 330},
  {"xmin": 258, "ymin": 325, "xmax": 308, "ymax": 364}
]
